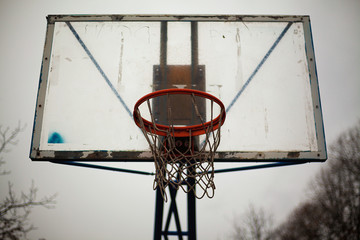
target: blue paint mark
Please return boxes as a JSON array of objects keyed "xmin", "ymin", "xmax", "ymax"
[
  {"xmin": 48, "ymin": 132, "xmax": 64, "ymax": 144},
  {"xmin": 65, "ymin": 22, "xmax": 133, "ymax": 118},
  {"xmin": 226, "ymin": 22, "xmax": 293, "ymax": 113}
]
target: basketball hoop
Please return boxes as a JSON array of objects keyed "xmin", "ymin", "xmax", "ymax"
[{"xmin": 133, "ymin": 89, "xmax": 226, "ymax": 201}]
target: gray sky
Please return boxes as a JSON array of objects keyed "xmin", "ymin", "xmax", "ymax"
[{"xmin": 0, "ymin": 0, "xmax": 359, "ymax": 239}]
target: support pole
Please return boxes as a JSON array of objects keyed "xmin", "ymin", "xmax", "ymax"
[
  {"xmin": 154, "ymin": 188, "xmax": 164, "ymax": 240},
  {"xmin": 187, "ymin": 164, "xmax": 197, "ymax": 240},
  {"xmin": 153, "ymin": 20, "xmax": 198, "ymax": 240},
  {"xmin": 189, "ymin": 22, "xmax": 198, "ymax": 239}
]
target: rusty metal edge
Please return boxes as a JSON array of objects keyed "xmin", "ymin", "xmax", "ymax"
[
  {"xmin": 29, "ymin": 22, "xmax": 55, "ymax": 160},
  {"xmin": 46, "ymin": 14, "xmax": 309, "ymax": 23},
  {"xmin": 30, "ymin": 150, "xmax": 326, "ymax": 162}
]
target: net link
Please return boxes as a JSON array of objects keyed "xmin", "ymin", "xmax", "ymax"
[{"xmin": 135, "ymin": 93, "xmax": 224, "ymax": 201}]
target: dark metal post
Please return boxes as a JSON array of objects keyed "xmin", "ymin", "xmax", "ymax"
[
  {"xmin": 188, "ymin": 22, "xmax": 199, "ymax": 240},
  {"xmin": 153, "ymin": 20, "xmax": 199, "ymax": 240},
  {"xmin": 160, "ymin": 21, "xmax": 167, "ymax": 85},
  {"xmin": 191, "ymin": 21, "xmax": 199, "ymax": 76},
  {"xmin": 154, "ymin": 188, "xmax": 164, "ymax": 240},
  {"xmin": 187, "ymin": 166, "xmax": 197, "ymax": 240},
  {"xmin": 154, "ymin": 21, "xmax": 168, "ymax": 240}
]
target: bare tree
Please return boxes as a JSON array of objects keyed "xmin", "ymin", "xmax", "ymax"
[
  {"xmin": 272, "ymin": 121, "xmax": 360, "ymax": 240},
  {"xmin": 310, "ymin": 121, "xmax": 360, "ymax": 240},
  {"xmin": 0, "ymin": 123, "xmax": 56, "ymax": 240},
  {"xmin": 0, "ymin": 123, "xmax": 26, "ymax": 176},
  {"xmin": 231, "ymin": 204, "xmax": 274, "ymax": 240},
  {"xmin": 271, "ymin": 201, "xmax": 324, "ymax": 240}
]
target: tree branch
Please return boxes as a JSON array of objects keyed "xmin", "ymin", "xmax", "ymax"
[
  {"xmin": 0, "ymin": 182, "xmax": 57, "ymax": 239},
  {"xmin": 0, "ymin": 122, "xmax": 26, "ymax": 176}
]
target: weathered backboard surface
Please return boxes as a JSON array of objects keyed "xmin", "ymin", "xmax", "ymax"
[{"xmin": 30, "ymin": 15, "xmax": 326, "ymax": 162}]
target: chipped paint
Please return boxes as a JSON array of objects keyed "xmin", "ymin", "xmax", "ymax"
[
  {"xmin": 30, "ymin": 149, "xmax": 325, "ymax": 162},
  {"xmin": 46, "ymin": 14, "xmax": 308, "ymax": 24},
  {"xmin": 82, "ymin": 151, "xmax": 111, "ymax": 159},
  {"xmin": 287, "ymin": 152, "xmax": 301, "ymax": 158},
  {"xmin": 138, "ymin": 151, "xmax": 153, "ymax": 158}
]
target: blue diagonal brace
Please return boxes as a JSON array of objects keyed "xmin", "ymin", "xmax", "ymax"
[
  {"xmin": 51, "ymin": 161, "xmax": 154, "ymax": 176},
  {"xmin": 226, "ymin": 22, "xmax": 293, "ymax": 113},
  {"xmin": 212, "ymin": 161, "xmax": 308, "ymax": 174},
  {"xmin": 65, "ymin": 22, "xmax": 132, "ymax": 117}
]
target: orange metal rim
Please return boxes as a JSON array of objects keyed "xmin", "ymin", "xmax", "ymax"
[{"xmin": 133, "ymin": 89, "xmax": 226, "ymax": 137}]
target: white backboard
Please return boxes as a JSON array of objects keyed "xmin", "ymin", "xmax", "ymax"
[{"xmin": 30, "ymin": 15, "xmax": 326, "ymax": 162}]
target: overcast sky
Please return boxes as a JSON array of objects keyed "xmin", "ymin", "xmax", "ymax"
[{"xmin": 0, "ymin": 0, "xmax": 359, "ymax": 239}]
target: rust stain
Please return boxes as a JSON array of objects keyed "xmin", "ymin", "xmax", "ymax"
[
  {"xmin": 86, "ymin": 151, "xmax": 109, "ymax": 159},
  {"xmin": 287, "ymin": 152, "xmax": 300, "ymax": 158}
]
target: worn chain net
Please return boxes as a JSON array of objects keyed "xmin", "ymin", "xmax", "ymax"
[{"xmin": 134, "ymin": 94, "xmax": 224, "ymax": 201}]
